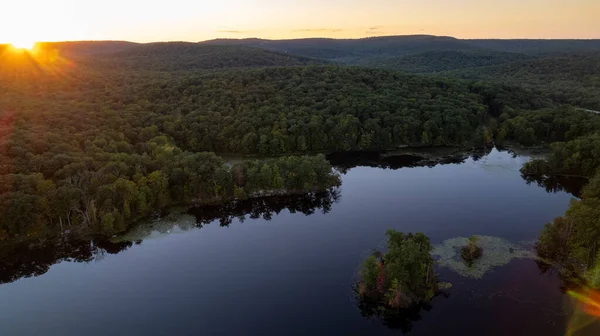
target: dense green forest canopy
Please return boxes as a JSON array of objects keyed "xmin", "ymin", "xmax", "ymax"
[
  {"xmin": 536, "ymin": 171, "xmax": 600, "ymax": 288},
  {"xmin": 464, "ymin": 39, "xmax": 600, "ymax": 55},
  {"xmin": 519, "ymin": 119, "xmax": 600, "ymax": 288},
  {"xmin": 92, "ymin": 43, "xmax": 327, "ymax": 72},
  {"xmin": 9, "ymin": 37, "xmax": 598, "ymax": 113},
  {"xmin": 496, "ymin": 107, "xmax": 600, "ymax": 146},
  {"xmin": 202, "ymin": 35, "xmax": 600, "ymax": 110},
  {"xmin": 443, "ymin": 55, "xmax": 600, "ymax": 110},
  {"xmin": 139, "ymin": 66, "xmax": 490, "ymax": 153},
  {"xmin": 481, "ymin": 66, "xmax": 600, "ymax": 292},
  {"xmin": 362, "ymin": 50, "xmax": 533, "ymax": 73},
  {"xmin": 1, "ymin": 48, "xmax": 349, "ymax": 239},
  {"xmin": 1, "ymin": 36, "xmax": 599, "ymax": 246},
  {"xmin": 522, "ymin": 134, "xmax": 600, "ymax": 178}
]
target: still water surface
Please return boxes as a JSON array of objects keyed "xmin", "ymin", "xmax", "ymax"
[{"xmin": 0, "ymin": 149, "xmax": 578, "ymax": 335}]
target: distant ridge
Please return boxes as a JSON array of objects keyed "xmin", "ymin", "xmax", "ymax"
[
  {"xmin": 92, "ymin": 42, "xmax": 327, "ymax": 71},
  {"xmin": 201, "ymin": 35, "xmax": 474, "ymax": 61},
  {"xmin": 200, "ymin": 35, "xmax": 600, "ymax": 63},
  {"xmin": 14, "ymin": 35, "xmax": 600, "ymax": 58}
]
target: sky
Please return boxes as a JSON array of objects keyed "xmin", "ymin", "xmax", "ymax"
[{"xmin": 1, "ymin": 0, "xmax": 599, "ymax": 44}]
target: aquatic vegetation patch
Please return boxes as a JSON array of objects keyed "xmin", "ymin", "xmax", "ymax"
[
  {"xmin": 114, "ymin": 212, "xmax": 197, "ymax": 242},
  {"xmin": 432, "ymin": 236, "xmax": 535, "ymax": 279}
]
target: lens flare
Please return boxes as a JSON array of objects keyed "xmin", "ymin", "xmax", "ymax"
[
  {"xmin": 565, "ymin": 261, "xmax": 600, "ymax": 336},
  {"xmin": 569, "ymin": 289, "xmax": 600, "ymax": 318}
]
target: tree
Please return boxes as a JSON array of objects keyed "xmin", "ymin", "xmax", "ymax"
[{"xmin": 357, "ymin": 230, "xmax": 438, "ymax": 310}]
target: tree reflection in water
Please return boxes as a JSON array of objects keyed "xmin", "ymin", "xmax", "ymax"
[
  {"xmin": 327, "ymin": 148, "xmax": 491, "ymax": 174},
  {"xmin": 354, "ymin": 283, "xmax": 450, "ymax": 332},
  {"xmin": 0, "ymin": 188, "xmax": 340, "ymax": 285},
  {"xmin": 188, "ymin": 188, "xmax": 341, "ymax": 227},
  {"xmin": 0, "ymin": 238, "xmax": 136, "ymax": 285},
  {"xmin": 522, "ymin": 173, "xmax": 587, "ymax": 198}
]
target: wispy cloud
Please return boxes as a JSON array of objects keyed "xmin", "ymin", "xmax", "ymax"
[
  {"xmin": 365, "ymin": 30, "xmax": 389, "ymax": 35},
  {"xmin": 368, "ymin": 26, "xmax": 383, "ymax": 31},
  {"xmin": 292, "ymin": 28, "xmax": 343, "ymax": 33}
]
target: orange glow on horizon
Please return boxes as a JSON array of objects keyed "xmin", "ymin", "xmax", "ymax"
[
  {"xmin": 1, "ymin": 1, "xmax": 599, "ymax": 44},
  {"xmin": 1, "ymin": 40, "xmax": 75, "ymax": 84}
]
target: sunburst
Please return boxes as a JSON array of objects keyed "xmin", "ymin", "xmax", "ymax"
[{"xmin": 10, "ymin": 39, "xmax": 36, "ymax": 51}]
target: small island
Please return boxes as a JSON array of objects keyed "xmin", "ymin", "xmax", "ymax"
[
  {"xmin": 461, "ymin": 235, "xmax": 483, "ymax": 265},
  {"xmin": 357, "ymin": 230, "xmax": 439, "ymax": 310}
]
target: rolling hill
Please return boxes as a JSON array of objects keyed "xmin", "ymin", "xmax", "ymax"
[
  {"xmin": 4, "ymin": 33, "xmax": 597, "ymax": 240},
  {"xmin": 203, "ymin": 35, "xmax": 479, "ymax": 62},
  {"xmin": 360, "ymin": 50, "xmax": 534, "ymax": 73},
  {"xmin": 88, "ymin": 42, "xmax": 328, "ymax": 72},
  {"xmin": 465, "ymin": 39, "xmax": 600, "ymax": 55},
  {"xmin": 442, "ymin": 54, "xmax": 600, "ymax": 110},
  {"xmin": 202, "ymin": 35, "xmax": 600, "ymax": 64}
]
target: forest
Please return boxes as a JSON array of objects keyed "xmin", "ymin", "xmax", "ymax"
[
  {"xmin": 363, "ymin": 50, "xmax": 533, "ymax": 73},
  {"xmin": 1, "ymin": 37, "xmax": 600, "ymax": 248},
  {"xmin": 443, "ymin": 55, "xmax": 600, "ymax": 111},
  {"xmin": 208, "ymin": 36, "xmax": 600, "ymax": 111},
  {"xmin": 91, "ymin": 43, "xmax": 326, "ymax": 72},
  {"xmin": 520, "ymin": 126, "xmax": 600, "ymax": 287},
  {"xmin": 139, "ymin": 66, "xmax": 490, "ymax": 153},
  {"xmin": 496, "ymin": 107, "xmax": 600, "ymax": 146}
]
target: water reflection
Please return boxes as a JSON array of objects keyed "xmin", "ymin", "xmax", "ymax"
[
  {"xmin": 0, "ymin": 238, "xmax": 135, "ymax": 285},
  {"xmin": 1, "ymin": 147, "xmax": 579, "ymax": 289},
  {"xmin": 327, "ymin": 148, "xmax": 492, "ymax": 173},
  {"xmin": 328, "ymin": 148, "xmax": 583, "ymax": 199},
  {"xmin": 522, "ymin": 173, "xmax": 587, "ymax": 198},
  {"xmin": 0, "ymin": 188, "xmax": 340, "ymax": 285},
  {"xmin": 535, "ymin": 232, "xmax": 588, "ymax": 293},
  {"xmin": 188, "ymin": 188, "xmax": 341, "ymax": 227},
  {"xmin": 0, "ymin": 149, "xmax": 580, "ymax": 336},
  {"xmin": 356, "ymin": 295, "xmax": 446, "ymax": 332}
]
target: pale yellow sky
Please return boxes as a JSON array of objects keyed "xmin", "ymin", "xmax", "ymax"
[{"xmin": 2, "ymin": 0, "xmax": 599, "ymax": 44}]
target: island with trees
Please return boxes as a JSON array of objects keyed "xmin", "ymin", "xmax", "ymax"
[{"xmin": 357, "ymin": 230, "xmax": 439, "ymax": 310}]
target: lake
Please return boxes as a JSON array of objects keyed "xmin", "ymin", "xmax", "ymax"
[{"xmin": 0, "ymin": 148, "xmax": 583, "ymax": 335}]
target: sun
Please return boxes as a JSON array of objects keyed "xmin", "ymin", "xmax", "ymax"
[{"xmin": 10, "ymin": 39, "xmax": 37, "ymax": 51}]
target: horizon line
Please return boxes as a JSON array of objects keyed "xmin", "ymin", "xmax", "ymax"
[{"xmin": 3, "ymin": 33, "xmax": 600, "ymax": 45}]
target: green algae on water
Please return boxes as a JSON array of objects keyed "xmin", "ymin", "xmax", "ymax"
[{"xmin": 432, "ymin": 236, "xmax": 535, "ymax": 279}]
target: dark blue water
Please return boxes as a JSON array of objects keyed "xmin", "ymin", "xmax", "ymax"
[{"xmin": 0, "ymin": 149, "xmax": 578, "ymax": 335}]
